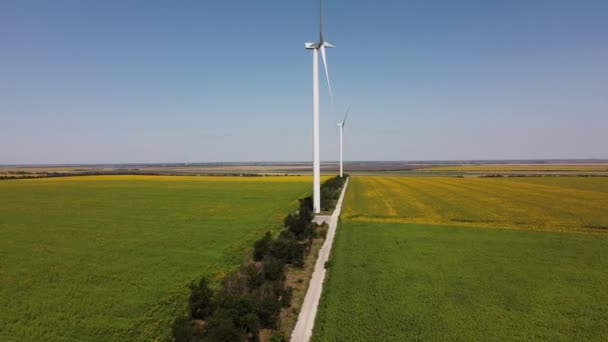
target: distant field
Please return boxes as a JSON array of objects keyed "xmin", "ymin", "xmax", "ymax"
[
  {"xmin": 344, "ymin": 176, "xmax": 608, "ymax": 232},
  {"xmin": 313, "ymin": 176, "xmax": 608, "ymax": 341},
  {"xmin": 0, "ymin": 175, "xmax": 314, "ymax": 341},
  {"xmin": 501, "ymin": 176, "xmax": 608, "ymax": 194},
  {"xmin": 313, "ymin": 222, "xmax": 608, "ymax": 341},
  {"xmin": 421, "ymin": 164, "xmax": 608, "ymax": 172},
  {"xmin": 0, "ymin": 167, "xmax": 84, "ymax": 172}
]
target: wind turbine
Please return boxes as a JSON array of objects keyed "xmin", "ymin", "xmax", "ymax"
[
  {"xmin": 337, "ymin": 108, "xmax": 349, "ymax": 178},
  {"xmin": 305, "ymin": 0, "xmax": 334, "ymax": 214}
]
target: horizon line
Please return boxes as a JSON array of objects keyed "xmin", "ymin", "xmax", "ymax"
[{"xmin": 2, "ymin": 158, "xmax": 608, "ymax": 168}]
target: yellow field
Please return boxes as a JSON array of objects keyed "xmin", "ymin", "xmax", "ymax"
[
  {"xmin": 421, "ymin": 164, "xmax": 608, "ymax": 172},
  {"xmin": 344, "ymin": 176, "xmax": 608, "ymax": 232}
]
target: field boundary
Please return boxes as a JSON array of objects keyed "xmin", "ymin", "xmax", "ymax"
[
  {"xmin": 345, "ymin": 215, "xmax": 608, "ymax": 235},
  {"xmin": 290, "ymin": 178, "xmax": 350, "ymax": 342}
]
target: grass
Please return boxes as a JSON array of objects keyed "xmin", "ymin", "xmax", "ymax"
[
  {"xmin": 313, "ymin": 221, "xmax": 608, "ymax": 341},
  {"xmin": 343, "ymin": 176, "xmax": 608, "ymax": 232},
  {"xmin": 313, "ymin": 175, "xmax": 608, "ymax": 341},
  {"xmin": 500, "ymin": 176, "xmax": 608, "ymax": 194},
  {"xmin": 0, "ymin": 175, "xmax": 316, "ymax": 341}
]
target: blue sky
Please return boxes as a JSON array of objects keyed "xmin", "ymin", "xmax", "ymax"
[{"xmin": 1, "ymin": 0, "xmax": 607, "ymax": 164}]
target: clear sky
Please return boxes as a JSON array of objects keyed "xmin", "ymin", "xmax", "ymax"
[{"xmin": 1, "ymin": 0, "xmax": 607, "ymax": 164}]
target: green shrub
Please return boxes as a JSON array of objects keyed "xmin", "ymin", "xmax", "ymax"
[
  {"xmin": 270, "ymin": 330, "xmax": 287, "ymax": 342},
  {"xmin": 255, "ymin": 293, "xmax": 281, "ymax": 328},
  {"xmin": 244, "ymin": 263, "xmax": 264, "ymax": 290},
  {"xmin": 238, "ymin": 312, "xmax": 260, "ymax": 338},
  {"xmin": 269, "ymin": 237, "xmax": 304, "ymax": 266},
  {"xmin": 280, "ymin": 287, "xmax": 293, "ymax": 308},
  {"xmin": 314, "ymin": 223, "xmax": 328, "ymax": 239},
  {"xmin": 262, "ymin": 256, "xmax": 285, "ymax": 281},
  {"xmin": 203, "ymin": 308, "xmax": 243, "ymax": 342},
  {"xmin": 189, "ymin": 277, "xmax": 214, "ymax": 320},
  {"xmin": 320, "ymin": 176, "xmax": 347, "ymax": 211},
  {"xmin": 253, "ymin": 232, "xmax": 272, "ymax": 261},
  {"xmin": 172, "ymin": 316, "xmax": 202, "ymax": 342}
]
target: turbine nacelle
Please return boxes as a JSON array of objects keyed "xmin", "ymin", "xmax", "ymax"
[
  {"xmin": 338, "ymin": 108, "xmax": 349, "ymax": 179},
  {"xmin": 304, "ymin": 41, "xmax": 334, "ymax": 49}
]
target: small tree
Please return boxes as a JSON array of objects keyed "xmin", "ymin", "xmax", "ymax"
[
  {"xmin": 280, "ymin": 287, "xmax": 293, "ymax": 308},
  {"xmin": 189, "ymin": 277, "xmax": 214, "ymax": 320},
  {"xmin": 254, "ymin": 293, "xmax": 282, "ymax": 328},
  {"xmin": 244, "ymin": 262, "xmax": 264, "ymax": 290},
  {"xmin": 262, "ymin": 256, "xmax": 284, "ymax": 281},
  {"xmin": 269, "ymin": 237, "xmax": 304, "ymax": 267},
  {"xmin": 203, "ymin": 308, "xmax": 243, "ymax": 342},
  {"xmin": 172, "ymin": 316, "xmax": 202, "ymax": 342},
  {"xmin": 253, "ymin": 232, "xmax": 272, "ymax": 261}
]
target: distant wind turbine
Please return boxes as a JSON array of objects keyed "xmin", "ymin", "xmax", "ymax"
[
  {"xmin": 337, "ymin": 108, "xmax": 349, "ymax": 178},
  {"xmin": 305, "ymin": 0, "xmax": 334, "ymax": 214}
]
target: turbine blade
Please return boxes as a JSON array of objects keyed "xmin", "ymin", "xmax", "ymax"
[
  {"xmin": 319, "ymin": 44, "xmax": 334, "ymax": 106},
  {"xmin": 319, "ymin": 0, "xmax": 324, "ymax": 43},
  {"xmin": 342, "ymin": 107, "xmax": 350, "ymax": 127}
]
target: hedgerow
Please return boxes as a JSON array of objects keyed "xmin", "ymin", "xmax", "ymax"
[{"xmin": 173, "ymin": 175, "xmax": 347, "ymax": 341}]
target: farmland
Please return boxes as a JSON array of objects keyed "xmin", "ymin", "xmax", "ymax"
[
  {"xmin": 313, "ymin": 222, "xmax": 608, "ymax": 341},
  {"xmin": 0, "ymin": 175, "xmax": 314, "ymax": 341},
  {"xmin": 313, "ymin": 176, "xmax": 608, "ymax": 341},
  {"xmin": 343, "ymin": 176, "xmax": 608, "ymax": 232},
  {"xmin": 420, "ymin": 164, "xmax": 608, "ymax": 172}
]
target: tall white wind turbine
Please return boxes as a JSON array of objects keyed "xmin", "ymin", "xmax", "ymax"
[
  {"xmin": 337, "ymin": 108, "xmax": 349, "ymax": 178},
  {"xmin": 305, "ymin": 0, "xmax": 334, "ymax": 214}
]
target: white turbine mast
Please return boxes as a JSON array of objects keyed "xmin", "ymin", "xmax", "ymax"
[
  {"xmin": 305, "ymin": 0, "xmax": 334, "ymax": 214},
  {"xmin": 337, "ymin": 107, "xmax": 349, "ymax": 178}
]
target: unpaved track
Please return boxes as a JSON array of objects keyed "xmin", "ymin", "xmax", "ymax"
[{"xmin": 290, "ymin": 178, "xmax": 350, "ymax": 342}]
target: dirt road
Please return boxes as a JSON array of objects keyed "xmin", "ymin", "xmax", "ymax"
[{"xmin": 290, "ymin": 178, "xmax": 349, "ymax": 342}]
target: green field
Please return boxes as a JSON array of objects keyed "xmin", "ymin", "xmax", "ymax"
[
  {"xmin": 0, "ymin": 175, "xmax": 313, "ymax": 341},
  {"xmin": 313, "ymin": 176, "xmax": 608, "ymax": 341}
]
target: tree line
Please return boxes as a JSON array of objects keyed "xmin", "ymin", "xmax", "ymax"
[{"xmin": 173, "ymin": 175, "xmax": 348, "ymax": 342}]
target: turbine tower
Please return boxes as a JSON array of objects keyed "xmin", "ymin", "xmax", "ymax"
[
  {"xmin": 305, "ymin": 0, "xmax": 334, "ymax": 214},
  {"xmin": 337, "ymin": 108, "xmax": 349, "ymax": 178}
]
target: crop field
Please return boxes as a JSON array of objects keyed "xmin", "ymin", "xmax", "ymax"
[
  {"xmin": 343, "ymin": 176, "xmax": 608, "ymax": 232},
  {"xmin": 420, "ymin": 164, "xmax": 608, "ymax": 172},
  {"xmin": 313, "ymin": 176, "xmax": 608, "ymax": 341},
  {"xmin": 0, "ymin": 175, "xmax": 315, "ymax": 341},
  {"xmin": 501, "ymin": 176, "xmax": 608, "ymax": 194},
  {"xmin": 313, "ymin": 222, "xmax": 608, "ymax": 341}
]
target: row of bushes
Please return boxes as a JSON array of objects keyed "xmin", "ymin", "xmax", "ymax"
[
  {"xmin": 173, "ymin": 176, "xmax": 347, "ymax": 342},
  {"xmin": 0, "ymin": 172, "xmax": 76, "ymax": 180},
  {"xmin": 320, "ymin": 175, "xmax": 348, "ymax": 211},
  {"xmin": 0, "ymin": 171, "xmax": 286, "ymax": 181},
  {"xmin": 0, "ymin": 171, "xmax": 165, "ymax": 180}
]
